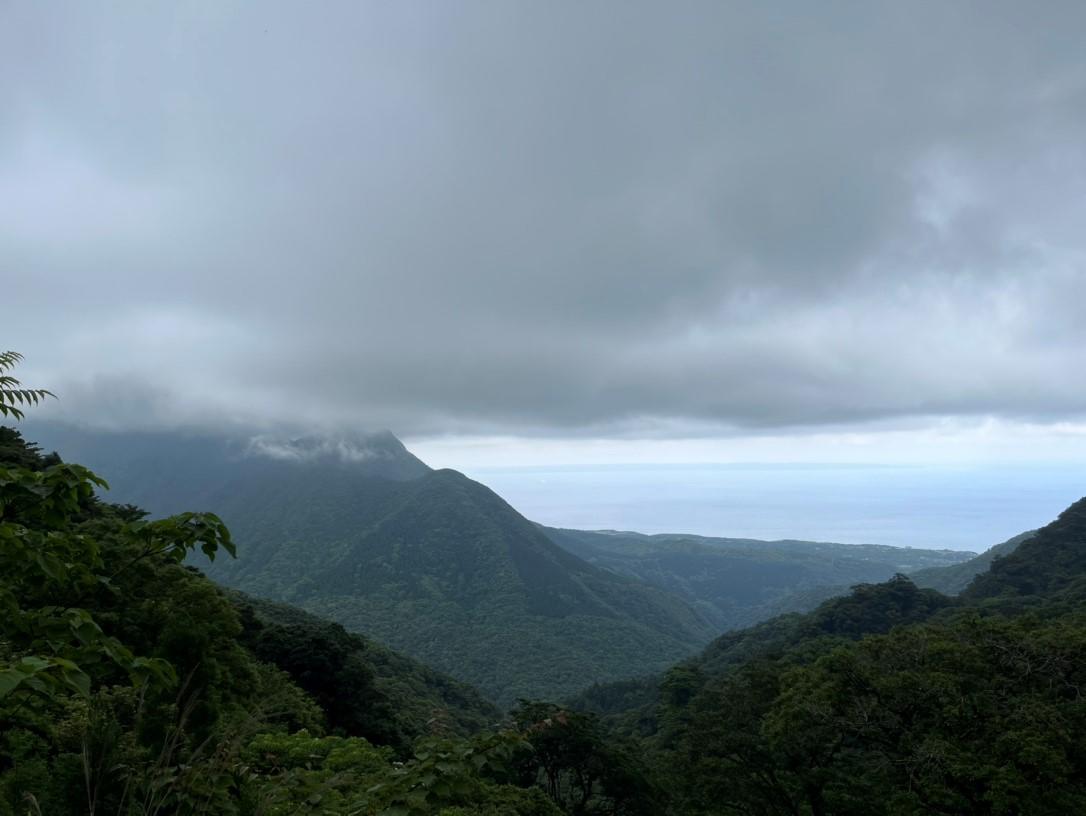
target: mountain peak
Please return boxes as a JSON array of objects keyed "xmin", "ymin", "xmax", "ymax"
[{"xmin": 244, "ymin": 430, "xmax": 429, "ymax": 476}]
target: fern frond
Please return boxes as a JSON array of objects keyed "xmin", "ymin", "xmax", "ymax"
[
  {"xmin": 0, "ymin": 351, "xmax": 25, "ymax": 373},
  {"xmin": 0, "ymin": 352, "xmax": 55, "ymax": 420}
]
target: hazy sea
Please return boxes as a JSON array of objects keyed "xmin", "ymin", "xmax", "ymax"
[{"xmin": 465, "ymin": 464, "xmax": 1086, "ymax": 553}]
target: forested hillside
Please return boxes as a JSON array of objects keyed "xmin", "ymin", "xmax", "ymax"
[
  {"xmin": 23, "ymin": 425, "xmax": 718, "ymax": 706},
  {"xmin": 0, "ymin": 424, "xmax": 653, "ymax": 815},
  {"xmin": 0, "ymin": 426, "xmax": 548, "ymax": 813},
  {"xmin": 543, "ymin": 526, "xmax": 971, "ymax": 629},
  {"xmin": 22, "ymin": 424, "xmax": 977, "ymax": 703},
  {"xmin": 6, "ymin": 409, "xmax": 1086, "ymax": 814},
  {"xmin": 230, "ymin": 593, "xmax": 500, "ymax": 742},
  {"xmin": 571, "ymin": 496, "xmax": 1086, "ymax": 814},
  {"xmin": 911, "ymin": 530, "xmax": 1035, "ymax": 594}
]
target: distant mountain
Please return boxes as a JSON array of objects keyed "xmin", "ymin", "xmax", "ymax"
[
  {"xmin": 26, "ymin": 424, "xmax": 718, "ymax": 706},
  {"xmin": 715, "ymin": 531, "xmax": 1032, "ymax": 622},
  {"xmin": 543, "ymin": 526, "xmax": 972, "ymax": 630}
]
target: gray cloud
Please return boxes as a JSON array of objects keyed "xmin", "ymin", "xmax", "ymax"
[{"xmin": 3, "ymin": 1, "xmax": 1086, "ymax": 438}]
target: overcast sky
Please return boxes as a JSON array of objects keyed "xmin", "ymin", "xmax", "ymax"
[{"xmin": 4, "ymin": 2, "xmax": 1086, "ymax": 466}]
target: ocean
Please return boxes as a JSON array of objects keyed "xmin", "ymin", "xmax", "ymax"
[{"xmin": 465, "ymin": 463, "xmax": 1085, "ymax": 553}]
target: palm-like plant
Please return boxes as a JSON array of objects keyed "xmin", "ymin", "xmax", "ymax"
[{"xmin": 0, "ymin": 351, "xmax": 54, "ymax": 419}]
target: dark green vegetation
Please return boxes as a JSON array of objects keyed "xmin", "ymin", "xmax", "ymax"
[
  {"xmin": 21, "ymin": 424, "xmax": 978, "ymax": 706},
  {"xmin": 543, "ymin": 526, "xmax": 972, "ymax": 629},
  {"xmin": 1, "ymin": 423, "xmax": 655, "ymax": 815},
  {"xmin": 232, "ymin": 593, "xmax": 500, "ymax": 745},
  {"xmin": 570, "ymin": 495, "xmax": 1086, "ymax": 814},
  {"xmin": 911, "ymin": 530, "xmax": 1034, "ymax": 594},
  {"xmin": 26, "ymin": 425, "xmax": 719, "ymax": 706},
  {"xmin": 11, "ymin": 389, "xmax": 1086, "ymax": 814}
]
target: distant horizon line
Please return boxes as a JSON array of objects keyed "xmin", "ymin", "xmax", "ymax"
[{"xmin": 467, "ymin": 461, "xmax": 1084, "ymax": 472}]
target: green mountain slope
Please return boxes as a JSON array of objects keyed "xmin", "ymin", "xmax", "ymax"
[
  {"xmin": 26, "ymin": 425, "xmax": 718, "ymax": 707},
  {"xmin": 665, "ymin": 496, "xmax": 1086, "ymax": 814},
  {"xmin": 964, "ymin": 496, "xmax": 1086, "ymax": 603},
  {"xmin": 10, "ymin": 417, "xmax": 1086, "ymax": 814},
  {"xmin": 220, "ymin": 466, "xmax": 718, "ymax": 706},
  {"xmin": 571, "ymin": 498, "xmax": 1085, "ymax": 730},
  {"xmin": 0, "ymin": 424, "xmax": 575, "ymax": 815},
  {"xmin": 703, "ymin": 530, "xmax": 1033, "ymax": 625},
  {"xmin": 543, "ymin": 526, "xmax": 972, "ymax": 630},
  {"xmin": 910, "ymin": 530, "xmax": 1035, "ymax": 594},
  {"xmin": 571, "ymin": 495, "xmax": 1086, "ymax": 813},
  {"xmin": 570, "ymin": 574, "xmax": 952, "ymax": 724},
  {"xmin": 231, "ymin": 592, "xmax": 501, "ymax": 740}
]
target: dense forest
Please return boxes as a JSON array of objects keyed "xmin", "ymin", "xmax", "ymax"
[
  {"xmin": 22, "ymin": 425, "xmax": 720, "ymax": 706},
  {"xmin": 17, "ymin": 424, "xmax": 980, "ymax": 705},
  {"xmin": 0, "ymin": 424, "xmax": 611, "ymax": 815},
  {"xmin": 542, "ymin": 526, "xmax": 972, "ymax": 629},
  {"xmin": 571, "ymin": 503, "xmax": 1086, "ymax": 814},
  {"xmin": 4, "ymin": 354, "xmax": 1086, "ymax": 814}
]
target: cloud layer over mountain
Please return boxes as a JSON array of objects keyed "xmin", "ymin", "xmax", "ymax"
[{"xmin": 4, "ymin": 2, "xmax": 1086, "ymax": 440}]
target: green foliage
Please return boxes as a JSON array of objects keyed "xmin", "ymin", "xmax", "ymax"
[
  {"xmin": 585, "ymin": 496, "xmax": 1086, "ymax": 815},
  {"xmin": 238, "ymin": 730, "xmax": 562, "ymax": 816},
  {"xmin": 9, "ymin": 391, "xmax": 1086, "ymax": 815},
  {"xmin": 0, "ymin": 427, "xmax": 272, "ymax": 814},
  {"xmin": 229, "ymin": 468, "xmax": 717, "ymax": 706},
  {"xmin": 0, "ymin": 461, "xmax": 188, "ymax": 706},
  {"xmin": 0, "ymin": 425, "xmax": 569, "ymax": 815},
  {"xmin": 912, "ymin": 531, "xmax": 1035, "ymax": 595},
  {"xmin": 0, "ymin": 352, "xmax": 53, "ymax": 421},
  {"xmin": 22, "ymin": 425, "xmax": 726, "ymax": 705},
  {"xmin": 572, "ymin": 574, "xmax": 952, "ymax": 740},
  {"xmin": 964, "ymin": 497, "xmax": 1086, "ymax": 602},
  {"xmin": 239, "ymin": 730, "xmax": 395, "ymax": 814},
  {"xmin": 235, "ymin": 595, "xmax": 500, "ymax": 748},
  {"xmin": 681, "ymin": 614, "xmax": 1086, "ymax": 814},
  {"xmin": 43, "ymin": 426, "xmax": 720, "ymax": 706},
  {"xmin": 511, "ymin": 701, "xmax": 661, "ymax": 815}
]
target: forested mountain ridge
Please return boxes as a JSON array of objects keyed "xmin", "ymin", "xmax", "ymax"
[
  {"xmin": 0, "ymin": 426, "xmax": 490, "ymax": 741},
  {"xmin": 698, "ymin": 529, "xmax": 1035, "ymax": 625},
  {"xmin": 911, "ymin": 529, "xmax": 1035, "ymax": 594},
  {"xmin": 24, "ymin": 424, "xmax": 719, "ymax": 706},
  {"xmin": 0, "ymin": 424, "xmax": 571, "ymax": 814},
  {"xmin": 543, "ymin": 525, "xmax": 971, "ymax": 630},
  {"xmin": 6, "ymin": 410, "xmax": 1086, "ymax": 814},
  {"xmin": 218, "ymin": 466, "xmax": 719, "ymax": 706},
  {"xmin": 22, "ymin": 424, "xmax": 981, "ymax": 700},
  {"xmin": 569, "ymin": 573, "xmax": 954, "ymax": 724},
  {"xmin": 572, "ymin": 494, "xmax": 1086, "ymax": 814},
  {"xmin": 575, "ymin": 501, "xmax": 1083, "ymax": 718},
  {"xmin": 964, "ymin": 497, "xmax": 1086, "ymax": 602}
]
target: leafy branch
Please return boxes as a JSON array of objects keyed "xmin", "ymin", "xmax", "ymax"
[{"xmin": 0, "ymin": 351, "xmax": 55, "ymax": 420}]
